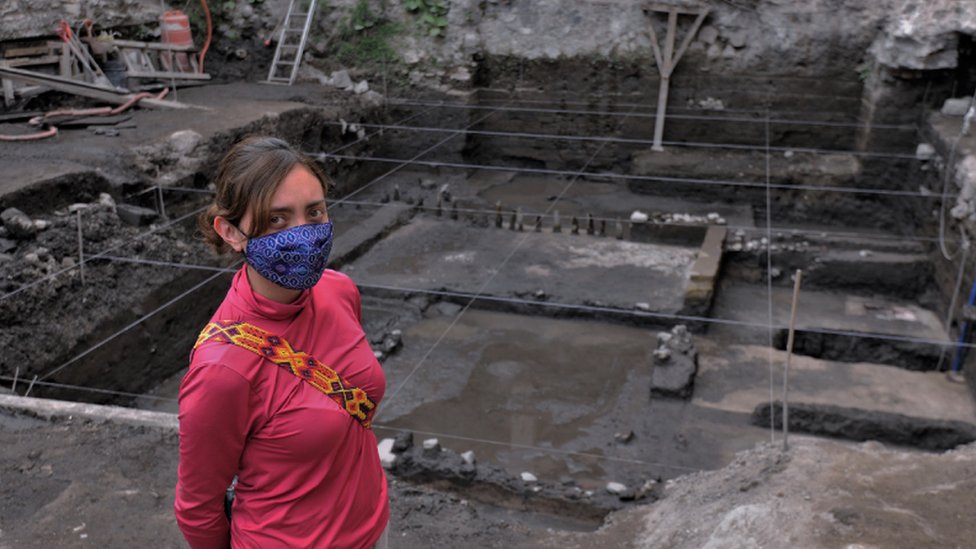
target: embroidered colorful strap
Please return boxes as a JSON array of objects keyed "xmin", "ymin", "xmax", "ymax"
[{"xmin": 194, "ymin": 320, "xmax": 377, "ymax": 429}]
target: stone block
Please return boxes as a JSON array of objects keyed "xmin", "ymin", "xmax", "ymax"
[
  {"xmin": 1, "ymin": 208, "xmax": 36, "ymax": 239},
  {"xmin": 116, "ymin": 204, "xmax": 159, "ymax": 227},
  {"xmin": 377, "ymin": 438, "xmax": 397, "ymax": 470},
  {"xmin": 942, "ymin": 98, "xmax": 972, "ymax": 116},
  {"xmin": 697, "ymin": 25, "xmax": 718, "ymax": 45}
]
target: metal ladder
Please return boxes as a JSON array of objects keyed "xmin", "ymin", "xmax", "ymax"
[{"xmin": 266, "ymin": 0, "xmax": 318, "ymax": 85}]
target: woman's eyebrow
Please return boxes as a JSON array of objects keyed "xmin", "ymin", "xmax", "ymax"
[{"xmin": 268, "ymin": 200, "xmax": 326, "ymax": 213}]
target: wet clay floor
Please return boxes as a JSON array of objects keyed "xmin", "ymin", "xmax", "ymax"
[{"xmin": 375, "ymin": 309, "xmax": 768, "ymax": 488}]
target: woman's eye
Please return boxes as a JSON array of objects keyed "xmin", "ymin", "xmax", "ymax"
[
  {"xmin": 270, "ymin": 215, "xmax": 284, "ymax": 225},
  {"xmin": 309, "ymin": 208, "xmax": 324, "ymax": 218}
]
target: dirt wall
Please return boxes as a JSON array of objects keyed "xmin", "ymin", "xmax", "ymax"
[{"xmin": 0, "ymin": 0, "xmax": 161, "ymax": 41}]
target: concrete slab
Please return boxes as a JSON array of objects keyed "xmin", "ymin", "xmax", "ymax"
[
  {"xmin": 712, "ymin": 283, "xmax": 946, "ymax": 342},
  {"xmin": 693, "ymin": 340, "xmax": 976, "ymax": 423},
  {"xmin": 343, "ymin": 217, "xmax": 697, "ymax": 313}
]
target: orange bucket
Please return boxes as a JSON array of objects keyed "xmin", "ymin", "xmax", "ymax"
[
  {"xmin": 160, "ymin": 10, "xmax": 194, "ymax": 47},
  {"xmin": 159, "ymin": 10, "xmax": 194, "ymax": 72}
]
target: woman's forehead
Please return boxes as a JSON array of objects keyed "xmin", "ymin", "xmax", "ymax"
[{"xmin": 268, "ymin": 165, "xmax": 326, "ymax": 208}]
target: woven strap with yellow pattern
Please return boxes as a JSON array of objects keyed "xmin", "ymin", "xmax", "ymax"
[{"xmin": 194, "ymin": 320, "xmax": 376, "ymax": 429}]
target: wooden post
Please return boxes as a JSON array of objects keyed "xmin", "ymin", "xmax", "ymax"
[
  {"xmin": 783, "ymin": 269, "xmax": 803, "ymax": 451},
  {"xmin": 647, "ymin": 6, "xmax": 709, "ymax": 151}
]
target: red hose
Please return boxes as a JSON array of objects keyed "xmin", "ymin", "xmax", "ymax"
[
  {"xmin": 0, "ymin": 126, "xmax": 58, "ymax": 142},
  {"xmin": 3, "ymin": 88, "xmax": 170, "ymax": 141},
  {"xmin": 198, "ymin": 0, "xmax": 212, "ymax": 73},
  {"xmin": 28, "ymin": 88, "xmax": 169, "ymax": 126}
]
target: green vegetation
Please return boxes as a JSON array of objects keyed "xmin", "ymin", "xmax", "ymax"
[
  {"xmin": 403, "ymin": 0, "xmax": 449, "ymax": 37},
  {"xmin": 336, "ymin": 1, "xmax": 400, "ymax": 66}
]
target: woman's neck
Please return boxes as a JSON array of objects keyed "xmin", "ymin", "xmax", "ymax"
[{"xmin": 245, "ymin": 264, "xmax": 303, "ymax": 304}]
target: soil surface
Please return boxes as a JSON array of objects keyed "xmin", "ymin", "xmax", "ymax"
[
  {"xmin": 0, "ymin": 405, "xmax": 539, "ymax": 549},
  {"xmin": 4, "ymin": 400, "xmax": 976, "ymax": 548}
]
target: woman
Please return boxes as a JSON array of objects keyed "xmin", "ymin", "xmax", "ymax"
[{"xmin": 175, "ymin": 136, "xmax": 389, "ymax": 548}]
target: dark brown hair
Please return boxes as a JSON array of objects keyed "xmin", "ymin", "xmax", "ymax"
[{"xmin": 199, "ymin": 136, "xmax": 330, "ymax": 254}]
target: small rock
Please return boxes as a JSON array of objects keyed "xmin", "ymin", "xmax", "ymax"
[
  {"xmin": 353, "ymin": 80, "xmax": 370, "ymax": 94},
  {"xmin": 698, "ymin": 25, "xmax": 718, "ymax": 45},
  {"xmin": 630, "ymin": 210, "xmax": 649, "ymax": 223},
  {"xmin": 330, "ymin": 70, "xmax": 353, "ymax": 90},
  {"xmin": 98, "ymin": 192, "xmax": 115, "ymax": 208},
  {"xmin": 0, "ymin": 238, "xmax": 16, "ymax": 253},
  {"xmin": 381, "ymin": 330, "xmax": 402, "ymax": 354},
  {"xmin": 722, "ymin": 45, "xmax": 736, "ymax": 58},
  {"xmin": 24, "ymin": 252, "xmax": 40, "ymax": 265},
  {"xmin": 784, "ymin": 150, "xmax": 794, "ymax": 158},
  {"xmin": 656, "ymin": 332, "xmax": 672, "ymax": 345},
  {"xmin": 438, "ymin": 184, "xmax": 452, "ymax": 202},
  {"xmin": 32, "ymin": 219, "xmax": 51, "ymax": 231},
  {"xmin": 116, "ymin": 203, "xmax": 159, "ymax": 227},
  {"xmin": 534, "ymin": 289, "xmax": 546, "ymax": 300},
  {"xmin": 606, "ymin": 481, "xmax": 627, "ymax": 495},
  {"xmin": 460, "ymin": 450, "xmax": 476, "ymax": 465},
  {"xmin": 393, "ymin": 431, "xmax": 413, "ymax": 453},
  {"xmin": 635, "ymin": 302, "xmax": 651, "ymax": 311},
  {"xmin": 915, "ymin": 143, "xmax": 935, "ymax": 161},
  {"xmin": 402, "ymin": 49, "xmax": 421, "ymax": 65},
  {"xmin": 520, "ymin": 472, "xmax": 537, "ymax": 483},
  {"xmin": 61, "ymin": 257, "xmax": 76, "ymax": 268},
  {"xmin": 727, "ymin": 30, "xmax": 747, "ymax": 48},
  {"xmin": 448, "ymin": 66, "xmax": 471, "ymax": 82},
  {"xmin": 942, "ymin": 98, "xmax": 972, "ymax": 117},
  {"xmin": 653, "ymin": 347, "xmax": 672, "ymax": 363},
  {"xmin": 858, "ymin": 249, "xmax": 872, "ymax": 257},
  {"xmin": 770, "ymin": 267, "xmax": 782, "ymax": 279},
  {"xmin": 1, "ymin": 208, "xmax": 36, "ymax": 239},
  {"xmin": 167, "ymin": 130, "xmax": 202, "ymax": 157},
  {"xmin": 422, "ymin": 438, "xmax": 440, "ymax": 451},
  {"xmin": 614, "ymin": 431, "xmax": 634, "ymax": 444},
  {"xmin": 360, "ymin": 90, "xmax": 384, "ymax": 108},
  {"xmin": 706, "ymin": 43, "xmax": 723, "ymax": 59},
  {"xmin": 377, "ymin": 438, "xmax": 397, "ymax": 470},
  {"xmin": 698, "ymin": 97, "xmax": 724, "ymax": 110},
  {"xmin": 68, "ymin": 203, "xmax": 89, "ymax": 213},
  {"xmin": 373, "ymin": 350, "xmax": 384, "ymax": 360},
  {"xmin": 420, "ymin": 178, "xmax": 437, "ymax": 190},
  {"xmin": 429, "ymin": 301, "xmax": 462, "ymax": 317}
]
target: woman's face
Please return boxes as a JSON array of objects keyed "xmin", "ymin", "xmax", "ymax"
[{"xmin": 239, "ymin": 164, "xmax": 328, "ymax": 238}]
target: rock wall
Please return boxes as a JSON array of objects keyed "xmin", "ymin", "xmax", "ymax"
[{"xmin": 0, "ymin": 0, "xmax": 161, "ymax": 41}]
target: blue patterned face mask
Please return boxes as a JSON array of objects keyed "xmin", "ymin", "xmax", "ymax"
[{"xmin": 242, "ymin": 222, "xmax": 334, "ymax": 290}]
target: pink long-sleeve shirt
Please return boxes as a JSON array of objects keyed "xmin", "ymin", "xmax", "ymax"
[{"xmin": 175, "ymin": 268, "xmax": 388, "ymax": 549}]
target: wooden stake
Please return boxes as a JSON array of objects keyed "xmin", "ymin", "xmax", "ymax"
[{"xmin": 783, "ymin": 269, "xmax": 803, "ymax": 451}]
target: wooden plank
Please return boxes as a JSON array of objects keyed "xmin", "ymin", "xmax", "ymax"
[
  {"xmin": 126, "ymin": 70, "xmax": 211, "ymax": 81},
  {"xmin": 0, "ymin": 66, "xmax": 196, "ymax": 109},
  {"xmin": 0, "ymin": 55, "xmax": 61, "ymax": 68},
  {"xmin": 112, "ymin": 39, "xmax": 198, "ymax": 52},
  {"xmin": 4, "ymin": 45, "xmax": 52, "ymax": 58}
]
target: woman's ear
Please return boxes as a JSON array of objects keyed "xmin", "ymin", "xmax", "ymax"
[{"xmin": 214, "ymin": 216, "xmax": 247, "ymax": 253}]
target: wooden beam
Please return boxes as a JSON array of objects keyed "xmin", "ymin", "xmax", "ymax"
[
  {"xmin": 126, "ymin": 70, "xmax": 211, "ymax": 81},
  {"xmin": 112, "ymin": 39, "xmax": 198, "ymax": 52},
  {"xmin": 0, "ymin": 66, "xmax": 193, "ymax": 109},
  {"xmin": 667, "ymin": 9, "xmax": 709, "ymax": 77}
]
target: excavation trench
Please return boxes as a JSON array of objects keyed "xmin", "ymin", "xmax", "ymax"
[{"xmin": 1, "ymin": 82, "xmax": 973, "ymax": 527}]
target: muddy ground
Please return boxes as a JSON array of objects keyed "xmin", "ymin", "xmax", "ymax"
[
  {"xmin": 4, "ymin": 402, "xmax": 976, "ymax": 548},
  {"xmin": 0, "ymin": 408, "xmax": 539, "ymax": 549}
]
